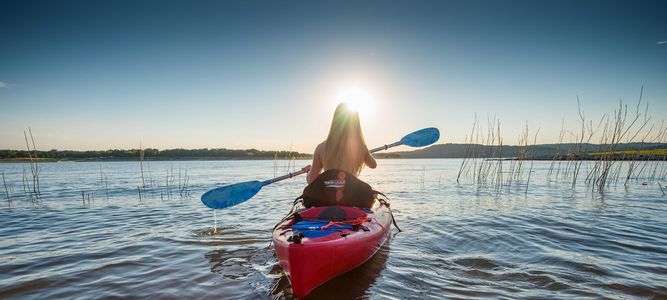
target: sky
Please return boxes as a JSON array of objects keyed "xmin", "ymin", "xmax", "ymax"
[{"xmin": 1, "ymin": 0, "xmax": 666, "ymax": 152}]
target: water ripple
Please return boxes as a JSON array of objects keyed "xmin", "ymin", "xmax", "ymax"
[{"xmin": 1, "ymin": 160, "xmax": 666, "ymax": 299}]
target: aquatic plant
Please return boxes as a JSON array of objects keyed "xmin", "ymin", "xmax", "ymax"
[
  {"xmin": 2, "ymin": 170, "xmax": 11, "ymax": 206},
  {"xmin": 178, "ymin": 167, "xmax": 190, "ymax": 197},
  {"xmin": 139, "ymin": 142, "xmax": 146, "ymax": 188},
  {"xmin": 100, "ymin": 165, "xmax": 110, "ymax": 201},
  {"xmin": 547, "ymin": 119, "xmax": 565, "ymax": 181},
  {"xmin": 455, "ymin": 86, "xmax": 665, "ymax": 193},
  {"xmin": 23, "ymin": 128, "xmax": 41, "ymax": 203},
  {"xmin": 81, "ymin": 190, "xmax": 94, "ymax": 206}
]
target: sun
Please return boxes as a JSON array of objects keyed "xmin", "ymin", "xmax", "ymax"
[{"xmin": 335, "ymin": 86, "xmax": 374, "ymax": 119}]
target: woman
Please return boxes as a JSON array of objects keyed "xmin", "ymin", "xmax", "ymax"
[{"xmin": 305, "ymin": 102, "xmax": 377, "ymax": 184}]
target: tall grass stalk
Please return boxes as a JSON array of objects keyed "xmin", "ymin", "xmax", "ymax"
[
  {"xmin": 456, "ymin": 86, "xmax": 664, "ymax": 193},
  {"xmin": 21, "ymin": 166, "xmax": 28, "ymax": 193},
  {"xmin": 525, "ymin": 128, "xmax": 540, "ymax": 194},
  {"xmin": 547, "ymin": 120, "xmax": 565, "ymax": 181},
  {"xmin": 99, "ymin": 165, "xmax": 109, "ymax": 201},
  {"xmin": 457, "ymin": 114, "xmax": 479, "ymax": 184},
  {"xmin": 2, "ymin": 170, "xmax": 11, "ymax": 206},
  {"xmin": 139, "ymin": 142, "xmax": 146, "ymax": 188},
  {"xmin": 24, "ymin": 128, "xmax": 41, "ymax": 200},
  {"xmin": 590, "ymin": 87, "xmax": 648, "ymax": 191}
]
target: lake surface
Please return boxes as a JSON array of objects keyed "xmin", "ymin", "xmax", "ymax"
[{"xmin": 1, "ymin": 159, "xmax": 666, "ymax": 299}]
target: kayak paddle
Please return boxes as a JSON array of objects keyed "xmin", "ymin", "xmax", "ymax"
[{"xmin": 201, "ymin": 127, "xmax": 440, "ymax": 209}]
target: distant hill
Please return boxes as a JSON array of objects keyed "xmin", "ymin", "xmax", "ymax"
[{"xmin": 377, "ymin": 143, "xmax": 667, "ymax": 159}]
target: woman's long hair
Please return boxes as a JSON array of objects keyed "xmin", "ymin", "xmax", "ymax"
[{"xmin": 323, "ymin": 103, "xmax": 370, "ymax": 176}]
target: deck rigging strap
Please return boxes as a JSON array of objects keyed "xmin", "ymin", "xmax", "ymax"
[{"xmin": 376, "ymin": 194, "xmax": 402, "ymax": 232}]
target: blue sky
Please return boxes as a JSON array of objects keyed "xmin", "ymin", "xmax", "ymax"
[{"xmin": 1, "ymin": 0, "xmax": 665, "ymax": 152}]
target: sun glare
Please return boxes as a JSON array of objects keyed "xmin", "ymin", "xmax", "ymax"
[{"xmin": 336, "ymin": 86, "xmax": 374, "ymax": 119}]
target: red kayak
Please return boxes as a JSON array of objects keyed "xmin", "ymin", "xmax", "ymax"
[{"xmin": 272, "ymin": 201, "xmax": 393, "ymax": 298}]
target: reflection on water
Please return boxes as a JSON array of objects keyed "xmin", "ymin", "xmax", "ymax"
[{"xmin": 0, "ymin": 159, "xmax": 666, "ymax": 299}]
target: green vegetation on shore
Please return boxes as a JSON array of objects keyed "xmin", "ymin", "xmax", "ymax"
[
  {"xmin": 0, "ymin": 148, "xmax": 310, "ymax": 162},
  {"xmin": 588, "ymin": 149, "xmax": 667, "ymax": 157},
  {"xmin": 376, "ymin": 143, "xmax": 667, "ymax": 160},
  {"xmin": 2, "ymin": 143, "xmax": 665, "ymax": 162}
]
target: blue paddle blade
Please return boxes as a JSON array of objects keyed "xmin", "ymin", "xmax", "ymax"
[
  {"xmin": 400, "ymin": 127, "xmax": 440, "ymax": 147},
  {"xmin": 201, "ymin": 180, "xmax": 265, "ymax": 209}
]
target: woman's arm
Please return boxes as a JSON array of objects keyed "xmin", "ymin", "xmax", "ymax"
[
  {"xmin": 365, "ymin": 150, "xmax": 377, "ymax": 169},
  {"xmin": 307, "ymin": 143, "xmax": 324, "ymax": 184}
]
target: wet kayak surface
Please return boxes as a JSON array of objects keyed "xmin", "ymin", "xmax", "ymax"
[{"xmin": 1, "ymin": 159, "xmax": 665, "ymax": 299}]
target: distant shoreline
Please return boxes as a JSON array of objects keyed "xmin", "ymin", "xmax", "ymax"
[
  {"xmin": 0, "ymin": 157, "xmax": 312, "ymax": 163},
  {"xmin": 1, "ymin": 143, "xmax": 665, "ymax": 162},
  {"xmin": 2, "ymin": 157, "xmax": 666, "ymax": 163}
]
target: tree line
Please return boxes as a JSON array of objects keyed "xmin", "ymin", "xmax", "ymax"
[{"xmin": 0, "ymin": 148, "xmax": 310, "ymax": 161}]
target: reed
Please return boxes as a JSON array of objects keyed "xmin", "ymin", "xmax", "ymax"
[
  {"xmin": 456, "ymin": 114, "xmax": 478, "ymax": 184},
  {"xmin": 104, "ymin": 174, "xmax": 109, "ymax": 201},
  {"xmin": 99, "ymin": 165, "xmax": 110, "ymax": 201},
  {"xmin": 622, "ymin": 100, "xmax": 653, "ymax": 186},
  {"xmin": 455, "ymin": 87, "xmax": 665, "ymax": 193},
  {"xmin": 165, "ymin": 162, "xmax": 173, "ymax": 200},
  {"xmin": 139, "ymin": 142, "xmax": 146, "ymax": 188},
  {"xmin": 80, "ymin": 190, "xmax": 93, "ymax": 206},
  {"xmin": 487, "ymin": 116, "xmax": 501, "ymax": 187},
  {"xmin": 456, "ymin": 115, "xmax": 510, "ymax": 191},
  {"xmin": 525, "ymin": 128, "xmax": 540, "ymax": 194},
  {"xmin": 648, "ymin": 122, "xmax": 667, "ymax": 182},
  {"xmin": 21, "ymin": 166, "xmax": 28, "ymax": 193},
  {"xmin": 178, "ymin": 168, "xmax": 190, "ymax": 197},
  {"xmin": 2, "ymin": 170, "xmax": 11, "ymax": 206},
  {"xmin": 146, "ymin": 159, "xmax": 155, "ymax": 189},
  {"xmin": 506, "ymin": 123, "xmax": 528, "ymax": 188},
  {"xmin": 589, "ymin": 88, "xmax": 647, "ymax": 191},
  {"xmin": 170, "ymin": 162, "xmax": 175, "ymax": 198},
  {"xmin": 478, "ymin": 117, "xmax": 490, "ymax": 185},
  {"xmin": 471, "ymin": 117, "xmax": 480, "ymax": 181},
  {"xmin": 23, "ymin": 129, "xmax": 41, "ymax": 202},
  {"xmin": 624, "ymin": 125, "xmax": 651, "ymax": 185},
  {"xmin": 547, "ymin": 120, "xmax": 565, "ymax": 181},
  {"xmin": 420, "ymin": 166, "xmax": 425, "ymax": 190},
  {"xmin": 496, "ymin": 127, "xmax": 503, "ymax": 192},
  {"xmin": 571, "ymin": 98, "xmax": 604, "ymax": 188},
  {"xmin": 274, "ymin": 153, "xmax": 278, "ymax": 178}
]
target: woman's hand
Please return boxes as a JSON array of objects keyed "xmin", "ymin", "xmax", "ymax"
[{"xmin": 301, "ymin": 165, "xmax": 312, "ymax": 172}]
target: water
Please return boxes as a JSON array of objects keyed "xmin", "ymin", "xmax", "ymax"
[{"xmin": 1, "ymin": 159, "xmax": 666, "ymax": 299}]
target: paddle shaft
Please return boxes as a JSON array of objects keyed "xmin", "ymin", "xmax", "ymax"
[
  {"xmin": 267, "ymin": 141, "xmax": 404, "ymax": 185},
  {"xmin": 368, "ymin": 141, "xmax": 402, "ymax": 153}
]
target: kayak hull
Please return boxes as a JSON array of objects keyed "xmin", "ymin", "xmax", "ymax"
[{"xmin": 272, "ymin": 202, "xmax": 392, "ymax": 298}]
